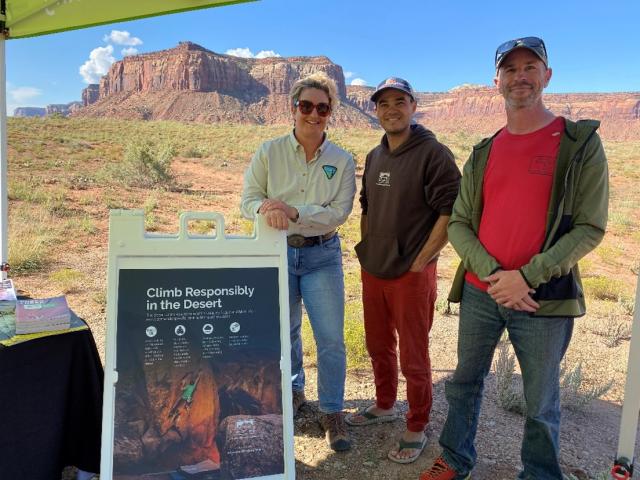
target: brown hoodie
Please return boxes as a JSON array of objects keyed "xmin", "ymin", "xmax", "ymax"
[{"xmin": 356, "ymin": 124, "xmax": 461, "ymax": 278}]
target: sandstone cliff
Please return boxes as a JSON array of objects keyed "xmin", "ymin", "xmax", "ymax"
[
  {"xmin": 73, "ymin": 42, "xmax": 640, "ymax": 140},
  {"xmin": 76, "ymin": 41, "xmax": 375, "ymax": 128}
]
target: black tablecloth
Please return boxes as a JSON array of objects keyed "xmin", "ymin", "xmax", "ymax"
[{"xmin": 0, "ymin": 329, "xmax": 104, "ymax": 479}]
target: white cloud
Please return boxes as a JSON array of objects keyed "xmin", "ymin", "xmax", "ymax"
[
  {"xmin": 226, "ymin": 47, "xmax": 281, "ymax": 59},
  {"xmin": 255, "ymin": 50, "xmax": 281, "ymax": 59},
  {"xmin": 79, "ymin": 45, "xmax": 116, "ymax": 84},
  {"xmin": 6, "ymin": 86, "xmax": 43, "ymax": 115},
  {"xmin": 350, "ymin": 78, "xmax": 368, "ymax": 86},
  {"xmin": 9, "ymin": 86, "xmax": 43, "ymax": 103},
  {"xmin": 344, "ymin": 71, "xmax": 354, "ymax": 79},
  {"xmin": 121, "ymin": 47, "xmax": 139, "ymax": 57},
  {"xmin": 226, "ymin": 47, "xmax": 253, "ymax": 58},
  {"xmin": 103, "ymin": 30, "xmax": 143, "ymax": 46}
]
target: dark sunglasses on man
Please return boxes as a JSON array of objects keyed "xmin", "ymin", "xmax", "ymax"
[
  {"xmin": 495, "ymin": 36, "xmax": 548, "ymax": 69},
  {"xmin": 295, "ymin": 99, "xmax": 332, "ymax": 117}
]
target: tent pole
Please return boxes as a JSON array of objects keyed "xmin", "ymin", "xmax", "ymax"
[
  {"xmin": 614, "ymin": 270, "xmax": 640, "ymax": 478},
  {"xmin": 0, "ymin": 35, "xmax": 7, "ymax": 281}
]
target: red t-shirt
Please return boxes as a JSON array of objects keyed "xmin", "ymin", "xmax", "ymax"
[{"xmin": 466, "ymin": 117, "xmax": 565, "ymax": 291}]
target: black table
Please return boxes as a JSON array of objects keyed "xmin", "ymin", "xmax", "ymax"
[{"xmin": 0, "ymin": 328, "xmax": 104, "ymax": 479}]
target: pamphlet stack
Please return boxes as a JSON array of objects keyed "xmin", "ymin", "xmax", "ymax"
[{"xmin": 15, "ymin": 296, "xmax": 71, "ymax": 334}]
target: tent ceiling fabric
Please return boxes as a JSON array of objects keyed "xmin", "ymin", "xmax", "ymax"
[{"xmin": 4, "ymin": 0, "xmax": 255, "ymax": 39}]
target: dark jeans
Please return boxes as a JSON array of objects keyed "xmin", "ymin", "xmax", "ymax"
[{"xmin": 439, "ymin": 282, "xmax": 574, "ymax": 480}]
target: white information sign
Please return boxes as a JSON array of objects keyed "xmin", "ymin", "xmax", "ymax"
[{"xmin": 101, "ymin": 211, "xmax": 294, "ymax": 480}]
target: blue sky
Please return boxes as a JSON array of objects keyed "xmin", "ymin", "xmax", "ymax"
[{"xmin": 6, "ymin": 0, "xmax": 640, "ymax": 114}]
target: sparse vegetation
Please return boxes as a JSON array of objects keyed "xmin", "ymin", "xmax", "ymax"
[
  {"xmin": 582, "ymin": 275, "xmax": 627, "ymax": 301},
  {"xmin": 589, "ymin": 314, "xmax": 632, "ymax": 347},
  {"xmin": 50, "ymin": 268, "xmax": 85, "ymax": 294},
  {"xmin": 495, "ymin": 342, "xmax": 613, "ymax": 413}
]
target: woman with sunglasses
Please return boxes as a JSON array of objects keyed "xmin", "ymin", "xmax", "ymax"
[{"xmin": 240, "ymin": 72, "xmax": 356, "ymax": 452}]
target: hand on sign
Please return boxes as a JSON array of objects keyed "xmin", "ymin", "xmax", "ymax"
[
  {"xmin": 483, "ymin": 269, "xmax": 539, "ymax": 312},
  {"xmin": 259, "ymin": 199, "xmax": 298, "ymax": 221},
  {"xmin": 263, "ymin": 209, "xmax": 290, "ymax": 230}
]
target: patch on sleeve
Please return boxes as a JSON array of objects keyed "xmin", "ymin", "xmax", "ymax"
[{"xmin": 322, "ymin": 165, "xmax": 338, "ymax": 179}]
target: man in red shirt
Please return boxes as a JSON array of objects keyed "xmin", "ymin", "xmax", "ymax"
[{"xmin": 421, "ymin": 37, "xmax": 608, "ymax": 480}]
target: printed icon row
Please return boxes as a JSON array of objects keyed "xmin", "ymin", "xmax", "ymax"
[{"xmin": 145, "ymin": 322, "xmax": 241, "ymax": 338}]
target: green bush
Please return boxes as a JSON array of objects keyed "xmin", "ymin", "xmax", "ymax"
[
  {"xmin": 117, "ymin": 139, "xmax": 177, "ymax": 188},
  {"xmin": 582, "ymin": 276, "xmax": 626, "ymax": 301}
]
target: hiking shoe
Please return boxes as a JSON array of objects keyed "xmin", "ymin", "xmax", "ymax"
[
  {"xmin": 292, "ymin": 390, "xmax": 306, "ymax": 416},
  {"xmin": 319, "ymin": 412, "xmax": 351, "ymax": 452},
  {"xmin": 420, "ymin": 456, "xmax": 469, "ymax": 480}
]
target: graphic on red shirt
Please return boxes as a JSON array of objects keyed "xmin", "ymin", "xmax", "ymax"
[{"xmin": 466, "ymin": 117, "xmax": 565, "ymax": 291}]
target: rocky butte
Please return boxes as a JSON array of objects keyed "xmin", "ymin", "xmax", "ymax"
[{"xmin": 75, "ymin": 42, "xmax": 640, "ymax": 140}]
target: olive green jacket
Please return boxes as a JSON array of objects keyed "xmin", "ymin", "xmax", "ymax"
[{"xmin": 448, "ymin": 118, "xmax": 609, "ymax": 317}]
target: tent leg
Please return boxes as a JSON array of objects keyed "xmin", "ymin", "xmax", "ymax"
[
  {"xmin": 0, "ymin": 36, "xmax": 7, "ymax": 280},
  {"xmin": 615, "ymin": 271, "xmax": 640, "ymax": 478}
]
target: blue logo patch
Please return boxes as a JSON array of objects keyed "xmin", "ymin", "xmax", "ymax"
[{"xmin": 322, "ymin": 165, "xmax": 337, "ymax": 180}]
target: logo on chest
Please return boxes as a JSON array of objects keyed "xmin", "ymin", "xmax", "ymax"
[
  {"xmin": 376, "ymin": 171, "xmax": 391, "ymax": 187},
  {"xmin": 528, "ymin": 156, "xmax": 555, "ymax": 176},
  {"xmin": 322, "ymin": 165, "xmax": 338, "ymax": 179}
]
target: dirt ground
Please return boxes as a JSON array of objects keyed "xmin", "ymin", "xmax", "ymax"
[{"xmin": 39, "ymin": 157, "xmax": 637, "ymax": 480}]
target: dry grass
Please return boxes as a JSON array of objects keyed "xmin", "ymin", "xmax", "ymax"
[{"xmin": 6, "ymin": 117, "xmax": 639, "ymax": 401}]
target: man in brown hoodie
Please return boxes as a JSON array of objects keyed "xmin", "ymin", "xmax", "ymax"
[{"xmin": 346, "ymin": 77, "xmax": 461, "ymax": 464}]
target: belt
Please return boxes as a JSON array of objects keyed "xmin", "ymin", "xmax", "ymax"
[{"xmin": 287, "ymin": 231, "xmax": 336, "ymax": 248}]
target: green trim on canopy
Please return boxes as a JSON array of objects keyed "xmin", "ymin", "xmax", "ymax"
[{"xmin": 4, "ymin": 0, "xmax": 256, "ymax": 39}]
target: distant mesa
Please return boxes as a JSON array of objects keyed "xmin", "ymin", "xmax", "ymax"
[
  {"xmin": 13, "ymin": 41, "xmax": 640, "ymax": 140},
  {"xmin": 14, "ymin": 102, "xmax": 83, "ymax": 118},
  {"xmin": 13, "ymin": 107, "xmax": 47, "ymax": 118}
]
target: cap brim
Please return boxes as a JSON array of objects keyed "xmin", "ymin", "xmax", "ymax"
[
  {"xmin": 370, "ymin": 86, "xmax": 414, "ymax": 103},
  {"xmin": 496, "ymin": 45, "xmax": 548, "ymax": 69}
]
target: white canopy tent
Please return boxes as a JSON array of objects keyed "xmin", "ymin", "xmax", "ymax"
[{"xmin": 0, "ymin": 2, "xmax": 638, "ymax": 478}]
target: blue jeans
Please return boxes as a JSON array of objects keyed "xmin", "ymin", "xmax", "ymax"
[
  {"xmin": 288, "ymin": 234, "xmax": 346, "ymax": 414},
  {"xmin": 440, "ymin": 282, "xmax": 574, "ymax": 480}
]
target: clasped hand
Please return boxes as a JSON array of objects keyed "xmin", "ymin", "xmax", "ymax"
[
  {"xmin": 482, "ymin": 270, "xmax": 539, "ymax": 313},
  {"xmin": 259, "ymin": 199, "xmax": 297, "ymax": 231}
]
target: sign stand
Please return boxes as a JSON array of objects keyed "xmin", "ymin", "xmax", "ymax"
[
  {"xmin": 101, "ymin": 210, "xmax": 294, "ymax": 480},
  {"xmin": 613, "ymin": 272, "xmax": 640, "ymax": 479}
]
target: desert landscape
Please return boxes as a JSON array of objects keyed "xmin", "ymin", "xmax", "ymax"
[{"xmin": 8, "ymin": 43, "xmax": 640, "ymax": 480}]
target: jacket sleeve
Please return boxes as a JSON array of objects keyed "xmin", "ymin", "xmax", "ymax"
[
  {"xmin": 424, "ymin": 144, "xmax": 461, "ymax": 215},
  {"xmin": 295, "ymin": 155, "xmax": 357, "ymax": 230},
  {"xmin": 240, "ymin": 143, "xmax": 268, "ymax": 220},
  {"xmin": 520, "ymin": 134, "xmax": 609, "ymax": 287},
  {"xmin": 447, "ymin": 152, "xmax": 502, "ymax": 279}
]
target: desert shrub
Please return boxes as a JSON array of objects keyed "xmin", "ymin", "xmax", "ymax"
[
  {"xmin": 183, "ymin": 146, "xmax": 207, "ymax": 158},
  {"xmin": 582, "ymin": 276, "xmax": 626, "ymax": 301},
  {"xmin": 589, "ymin": 314, "xmax": 632, "ymax": 347},
  {"xmin": 494, "ymin": 342, "xmax": 612, "ymax": 414},
  {"xmin": 50, "ymin": 268, "xmax": 85, "ymax": 294},
  {"xmin": 617, "ymin": 294, "xmax": 635, "ymax": 316},
  {"xmin": 143, "ymin": 194, "xmax": 159, "ymax": 231},
  {"xmin": 560, "ymin": 362, "xmax": 613, "ymax": 411},
  {"xmin": 116, "ymin": 139, "xmax": 177, "ymax": 188},
  {"xmin": 495, "ymin": 343, "xmax": 526, "ymax": 414}
]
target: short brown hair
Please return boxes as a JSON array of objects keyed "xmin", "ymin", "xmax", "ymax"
[{"xmin": 290, "ymin": 72, "xmax": 340, "ymax": 109}]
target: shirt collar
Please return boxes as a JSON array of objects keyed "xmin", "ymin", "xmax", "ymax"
[{"xmin": 288, "ymin": 130, "xmax": 328, "ymax": 156}]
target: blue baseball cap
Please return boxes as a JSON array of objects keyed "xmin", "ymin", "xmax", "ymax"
[{"xmin": 370, "ymin": 77, "xmax": 415, "ymax": 103}]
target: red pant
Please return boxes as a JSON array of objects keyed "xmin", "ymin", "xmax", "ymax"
[{"xmin": 361, "ymin": 262, "xmax": 437, "ymax": 432}]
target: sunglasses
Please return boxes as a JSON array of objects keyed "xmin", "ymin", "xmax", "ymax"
[
  {"xmin": 295, "ymin": 100, "xmax": 332, "ymax": 117},
  {"xmin": 495, "ymin": 36, "xmax": 547, "ymax": 67}
]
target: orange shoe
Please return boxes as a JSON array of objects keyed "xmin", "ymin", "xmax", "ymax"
[{"xmin": 420, "ymin": 456, "xmax": 470, "ymax": 480}]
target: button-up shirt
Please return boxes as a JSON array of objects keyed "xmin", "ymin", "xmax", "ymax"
[{"xmin": 241, "ymin": 131, "xmax": 356, "ymax": 236}]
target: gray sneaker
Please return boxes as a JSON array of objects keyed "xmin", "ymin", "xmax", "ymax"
[
  {"xmin": 292, "ymin": 390, "xmax": 306, "ymax": 416},
  {"xmin": 319, "ymin": 412, "xmax": 351, "ymax": 452}
]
